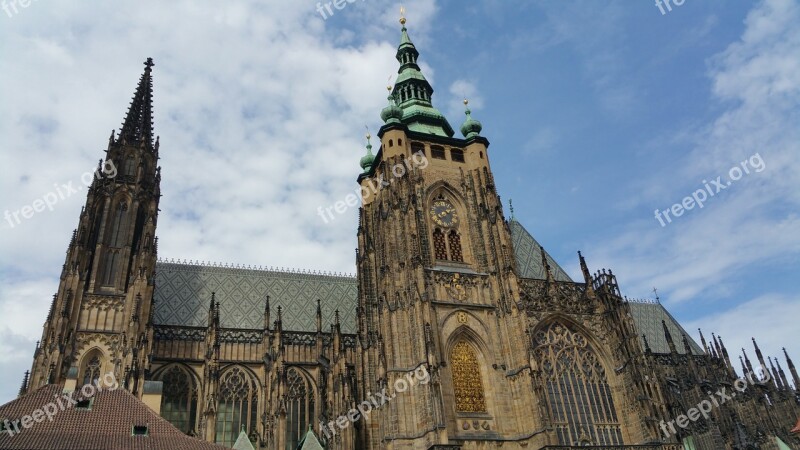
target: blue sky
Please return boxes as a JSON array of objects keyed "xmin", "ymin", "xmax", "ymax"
[{"xmin": 0, "ymin": 0, "xmax": 798, "ymax": 404}]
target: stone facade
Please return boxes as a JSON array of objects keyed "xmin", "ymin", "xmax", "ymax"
[{"xmin": 18, "ymin": 24, "xmax": 800, "ymax": 450}]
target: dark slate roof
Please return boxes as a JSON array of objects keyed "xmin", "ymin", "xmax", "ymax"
[
  {"xmin": 153, "ymin": 261, "xmax": 357, "ymax": 333},
  {"xmin": 509, "ymin": 219, "xmax": 573, "ymax": 282},
  {"xmin": 628, "ymin": 300, "xmax": 704, "ymax": 355},
  {"xmin": 0, "ymin": 385, "xmax": 223, "ymax": 450}
]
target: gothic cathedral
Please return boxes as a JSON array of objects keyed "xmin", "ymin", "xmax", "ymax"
[{"xmin": 17, "ymin": 19, "xmax": 800, "ymax": 450}]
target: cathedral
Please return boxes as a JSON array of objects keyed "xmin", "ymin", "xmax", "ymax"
[{"xmin": 5, "ymin": 17, "xmax": 800, "ymax": 450}]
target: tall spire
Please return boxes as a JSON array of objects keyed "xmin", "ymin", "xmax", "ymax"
[
  {"xmin": 751, "ymin": 337, "xmax": 768, "ymax": 379},
  {"xmin": 119, "ymin": 57, "xmax": 155, "ymax": 149},
  {"xmin": 387, "ymin": 9, "xmax": 454, "ymax": 137},
  {"xmin": 784, "ymin": 347, "xmax": 800, "ymax": 390},
  {"xmin": 698, "ymin": 328, "xmax": 708, "ymax": 354},
  {"xmin": 577, "ymin": 251, "xmax": 596, "ymax": 299}
]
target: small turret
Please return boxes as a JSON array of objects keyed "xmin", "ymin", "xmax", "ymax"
[
  {"xmin": 380, "ymin": 88, "xmax": 403, "ymax": 125},
  {"xmin": 460, "ymin": 99, "xmax": 483, "ymax": 139},
  {"xmin": 359, "ymin": 133, "xmax": 376, "ymax": 174}
]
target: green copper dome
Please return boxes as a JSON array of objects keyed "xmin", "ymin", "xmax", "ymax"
[
  {"xmin": 360, "ymin": 135, "xmax": 375, "ymax": 173},
  {"xmin": 460, "ymin": 101, "xmax": 482, "ymax": 139},
  {"xmin": 380, "ymin": 93, "xmax": 403, "ymax": 124}
]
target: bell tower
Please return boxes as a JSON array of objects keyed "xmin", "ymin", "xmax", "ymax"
[
  {"xmin": 28, "ymin": 58, "xmax": 161, "ymax": 396},
  {"xmin": 355, "ymin": 16, "xmax": 540, "ymax": 450}
]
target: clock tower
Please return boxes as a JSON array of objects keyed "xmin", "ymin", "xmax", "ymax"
[{"xmin": 354, "ymin": 16, "xmax": 541, "ymax": 450}]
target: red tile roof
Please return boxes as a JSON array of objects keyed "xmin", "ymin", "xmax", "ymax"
[{"xmin": 0, "ymin": 384, "xmax": 224, "ymax": 450}]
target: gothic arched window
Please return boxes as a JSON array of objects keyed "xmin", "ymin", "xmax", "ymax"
[
  {"xmin": 448, "ymin": 230, "xmax": 463, "ymax": 262},
  {"xmin": 433, "ymin": 228, "xmax": 447, "ymax": 260},
  {"xmin": 158, "ymin": 366, "xmax": 198, "ymax": 435},
  {"xmin": 451, "ymin": 341, "xmax": 486, "ymax": 413},
  {"xmin": 533, "ymin": 322, "xmax": 623, "ymax": 446},
  {"xmin": 101, "ymin": 250, "xmax": 119, "ymax": 286},
  {"xmin": 285, "ymin": 368, "xmax": 315, "ymax": 450},
  {"xmin": 216, "ymin": 366, "xmax": 259, "ymax": 448},
  {"xmin": 81, "ymin": 354, "xmax": 101, "ymax": 386},
  {"xmin": 124, "ymin": 155, "xmax": 136, "ymax": 177},
  {"xmin": 109, "ymin": 202, "xmax": 129, "ymax": 247}
]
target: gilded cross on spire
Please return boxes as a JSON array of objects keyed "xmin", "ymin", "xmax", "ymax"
[{"xmin": 400, "ymin": 6, "xmax": 406, "ymax": 26}]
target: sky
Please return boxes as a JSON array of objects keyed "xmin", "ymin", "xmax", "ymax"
[{"xmin": 0, "ymin": 0, "xmax": 798, "ymax": 404}]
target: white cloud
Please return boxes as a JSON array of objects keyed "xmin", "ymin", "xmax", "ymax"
[
  {"xmin": 587, "ymin": 0, "xmax": 800, "ymax": 304},
  {"xmin": 0, "ymin": 0, "xmax": 438, "ymax": 403},
  {"xmin": 684, "ymin": 293, "xmax": 800, "ymax": 384}
]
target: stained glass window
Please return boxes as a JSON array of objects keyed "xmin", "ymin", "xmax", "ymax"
[
  {"xmin": 451, "ymin": 342, "xmax": 486, "ymax": 413},
  {"xmin": 158, "ymin": 365, "xmax": 198, "ymax": 434},
  {"xmin": 216, "ymin": 366, "xmax": 259, "ymax": 447},
  {"xmin": 81, "ymin": 354, "xmax": 101, "ymax": 386},
  {"xmin": 533, "ymin": 322, "xmax": 623, "ymax": 446},
  {"xmin": 285, "ymin": 368, "xmax": 315, "ymax": 450}
]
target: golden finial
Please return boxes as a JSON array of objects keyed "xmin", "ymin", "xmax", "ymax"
[
  {"xmin": 400, "ymin": 6, "xmax": 406, "ymax": 25},
  {"xmin": 463, "ymin": 98, "xmax": 469, "ymax": 106}
]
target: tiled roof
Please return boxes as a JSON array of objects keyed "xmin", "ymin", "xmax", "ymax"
[
  {"xmin": 509, "ymin": 219, "xmax": 573, "ymax": 282},
  {"xmin": 628, "ymin": 300, "xmax": 704, "ymax": 355},
  {"xmin": 153, "ymin": 261, "xmax": 357, "ymax": 333},
  {"xmin": 152, "ymin": 225, "xmax": 702, "ymax": 359},
  {"xmin": 0, "ymin": 384, "xmax": 223, "ymax": 450}
]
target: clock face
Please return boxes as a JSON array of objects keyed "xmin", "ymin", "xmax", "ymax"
[{"xmin": 430, "ymin": 199, "xmax": 458, "ymax": 227}]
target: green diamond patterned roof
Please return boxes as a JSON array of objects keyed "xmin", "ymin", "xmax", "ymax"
[
  {"xmin": 153, "ymin": 261, "xmax": 357, "ymax": 333},
  {"xmin": 628, "ymin": 300, "xmax": 704, "ymax": 355},
  {"xmin": 509, "ymin": 219, "xmax": 573, "ymax": 282}
]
